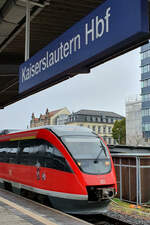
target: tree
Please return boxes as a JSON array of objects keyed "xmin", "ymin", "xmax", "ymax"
[{"xmin": 112, "ymin": 118, "xmax": 126, "ymax": 145}]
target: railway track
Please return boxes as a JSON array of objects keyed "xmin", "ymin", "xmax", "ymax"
[{"xmin": 76, "ymin": 214, "xmax": 132, "ymax": 225}]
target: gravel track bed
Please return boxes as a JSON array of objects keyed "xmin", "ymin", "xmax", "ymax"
[{"xmin": 101, "ymin": 204, "xmax": 150, "ymax": 225}]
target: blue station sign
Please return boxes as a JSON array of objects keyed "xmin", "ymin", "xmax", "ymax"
[{"xmin": 19, "ymin": 0, "xmax": 149, "ymax": 93}]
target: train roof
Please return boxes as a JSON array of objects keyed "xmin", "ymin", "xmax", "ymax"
[
  {"xmin": 48, "ymin": 125, "xmax": 96, "ymax": 137},
  {"xmin": 0, "ymin": 126, "xmax": 97, "ymax": 138}
]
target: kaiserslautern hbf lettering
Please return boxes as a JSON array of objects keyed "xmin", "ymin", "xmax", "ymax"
[
  {"xmin": 21, "ymin": 7, "xmax": 111, "ymax": 84},
  {"xmin": 21, "ymin": 35, "xmax": 81, "ymax": 83}
]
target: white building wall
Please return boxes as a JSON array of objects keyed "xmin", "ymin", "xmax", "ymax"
[{"xmin": 126, "ymin": 97, "xmax": 144, "ymax": 146}]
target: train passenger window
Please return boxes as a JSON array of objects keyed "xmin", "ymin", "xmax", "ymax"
[
  {"xmin": 34, "ymin": 140, "xmax": 46, "ymax": 167},
  {"xmin": 0, "ymin": 142, "xmax": 9, "ymax": 163},
  {"xmin": 7, "ymin": 141, "xmax": 18, "ymax": 164},
  {"xmin": 18, "ymin": 139, "xmax": 45, "ymax": 166},
  {"xmin": 19, "ymin": 146, "xmax": 31, "ymax": 165},
  {"xmin": 0, "ymin": 141, "xmax": 18, "ymax": 163},
  {"xmin": 45, "ymin": 144, "xmax": 54, "ymax": 168},
  {"xmin": 45, "ymin": 144, "xmax": 71, "ymax": 172}
]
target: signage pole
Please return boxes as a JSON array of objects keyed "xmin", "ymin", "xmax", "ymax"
[{"xmin": 25, "ymin": 0, "xmax": 30, "ymax": 61}]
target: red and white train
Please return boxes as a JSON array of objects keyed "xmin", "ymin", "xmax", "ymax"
[{"xmin": 0, "ymin": 126, "xmax": 117, "ymax": 214}]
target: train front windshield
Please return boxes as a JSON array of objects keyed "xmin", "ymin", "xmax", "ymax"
[{"xmin": 62, "ymin": 136, "xmax": 111, "ymax": 175}]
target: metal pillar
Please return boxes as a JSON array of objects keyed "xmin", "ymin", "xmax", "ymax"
[
  {"xmin": 25, "ymin": 0, "xmax": 30, "ymax": 61},
  {"xmin": 139, "ymin": 158, "xmax": 141, "ymax": 205},
  {"xmin": 136, "ymin": 157, "xmax": 139, "ymax": 206},
  {"xmin": 129, "ymin": 163, "xmax": 131, "ymax": 201},
  {"xmin": 136, "ymin": 157, "xmax": 141, "ymax": 206},
  {"xmin": 119, "ymin": 158, "xmax": 122, "ymax": 200}
]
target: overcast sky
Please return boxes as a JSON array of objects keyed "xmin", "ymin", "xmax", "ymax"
[{"xmin": 0, "ymin": 48, "xmax": 141, "ymax": 130}]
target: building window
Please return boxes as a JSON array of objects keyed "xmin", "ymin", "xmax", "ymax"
[
  {"xmin": 98, "ymin": 126, "xmax": 101, "ymax": 133},
  {"xmin": 141, "ymin": 49, "xmax": 150, "ymax": 60},
  {"xmin": 142, "ymin": 94, "xmax": 150, "ymax": 102},
  {"xmin": 103, "ymin": 118, "xmax": 106, "ymax": 123},
  {"xmin": 92, "ymin": 126, "xmax": 96, "ymax": 131},
  {"xmin": 92, "ymin": 117, "xmax": 96, "ymax": 122},
  {"xmin": 141, "ymin": 79, "xmax": 150, "ymax": 88},
  {"xmin": 87, "ymin": 116, "xmax": 91, "ymax": 122},
  {"xmin": 103, "ymin": 126, "xmax": 106, "ymax": 133},
  {"xmin": 78, "ymin": 115, "xmax": 84, "ymax": 122},
  {"xmin": 142, "ymin": 109, "xmax": 150, "ymax": 117},
  {"xmin": 97, "ymin": 117, "xmax": 101, "ymax": 122},
  {"xmin": 143, "ymin": 123, "xmax": 150, "ymax": 131},
  {"xmin": 114, "ymin": 139, "xmax": 117, "ymax": 145},
  {"xmin": 108, "ymin": 138, "xmax": 111, "ymax": 145},
  {"xmin": 108, "ymin": 127, "xmax": 111, "ymax": 133},
  {"xmin": 141, "ymin": 64, "xmax": 150, "ymax": 74},
  {"xmin": 108, "ymin": 118, "xmax": 111, "ymax": 123}
]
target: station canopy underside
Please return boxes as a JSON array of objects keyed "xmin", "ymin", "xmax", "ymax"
[{"xmin": 0, "ymin": 0, "xmax": 150, "ymax": 109}]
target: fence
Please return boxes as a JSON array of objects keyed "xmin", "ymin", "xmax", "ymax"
[{"xmin": 112, "ymin": 154, "xmax": 150, "ymax": 205}]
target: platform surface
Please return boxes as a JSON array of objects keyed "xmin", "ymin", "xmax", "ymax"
[{"xmin": 0, "ymin": 188, "xmax": 91, "ymax": 225}]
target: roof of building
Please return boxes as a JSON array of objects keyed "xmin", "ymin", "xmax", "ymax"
[
  {"xmin": 108, "ymin": 145, "xmax": 150, "ymax": 154},
  {"xmin": 74, "ymin": 109, "xmax": 123, "ymax": 118},
  {"xmin": 31, "ymin": 108, "xmax": 65, "ymax": 122},
  {"xmin": 49, "ymin": 125, "xmax": 96, "ymax": 137},
  {"xmin": 47, "ymin": 108, "xmax": 63, "ymax": 117}
]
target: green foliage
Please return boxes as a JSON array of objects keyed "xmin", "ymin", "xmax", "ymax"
[{"xmin": 112, "ymin": 118, "xmax": 126, "ymax": 144}]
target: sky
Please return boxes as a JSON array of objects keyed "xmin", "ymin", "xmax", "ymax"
[{"xmin": 0, "ymin": 48, "xmax": 141, "ymax": 130}]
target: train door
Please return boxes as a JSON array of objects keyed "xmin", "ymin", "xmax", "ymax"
[
  {"xmin": 17, "ymin": 140, "xmax": 33, "ymax": 186},
  {"xmin": 43, "ymin": 142, "xmax": 73, "ymax": 192},
  {"xmin": 17, "ymin": 139, "xmax": 46, "ymax": 188}
]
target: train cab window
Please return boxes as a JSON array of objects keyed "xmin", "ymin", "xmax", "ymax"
[
  {"xmin": 62, "ymin": 136, "xmax": 111, "ymax": 175},
  {"xmin": 45, "ymin": 144, "xmax": 71, "ymax": 172}
]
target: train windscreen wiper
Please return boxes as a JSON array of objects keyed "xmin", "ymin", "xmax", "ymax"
[{"xmin": 94, "ymin": 145, "xmax": 105, "ymax": 164}]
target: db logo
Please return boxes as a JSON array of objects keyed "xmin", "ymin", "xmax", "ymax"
[{"xmin": 100, "ymin": 179, "xmax": 106, "ymax": 185}]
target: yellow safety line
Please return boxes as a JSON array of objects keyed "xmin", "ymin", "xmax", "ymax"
[{"xmin": 0, "ymin": 196, "xmax": 57, "ymax": 225}]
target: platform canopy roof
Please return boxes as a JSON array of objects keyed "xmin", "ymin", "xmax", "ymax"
[{"xmin": 0, "ymin": 0, "xmax": 150, "ymax": 109}]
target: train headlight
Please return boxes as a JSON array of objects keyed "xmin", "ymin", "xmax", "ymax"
[
  {"xmin": 77, "ymin": 161, "xmax": 81, "ymax": 166},
  {"xmin": 105, "ymin": 160, "xmax": 110, "ymax": 166}
]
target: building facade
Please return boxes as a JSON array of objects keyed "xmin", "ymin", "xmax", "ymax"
[
  {"xmin": 65, "ymin": 109, "xmax": 124, "ymax": 145},
  {"xmin": 30, "ymin": 107, "xmax": 70, "ymax": 128},
  {"xmin": 125, "ymin": 97, "xmax": 144, "ymax": 146},
  {"xmin": 141, "ymin": 42, "xmax": 150, "ymax": 140}
]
